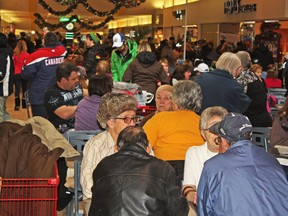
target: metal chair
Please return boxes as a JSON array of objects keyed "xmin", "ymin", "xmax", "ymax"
[
  {"xmin": 65, "ymin": 130, "xmax": 103, "ymax": 216},
  {"xmin": 251, "ymin": 127, "xmax": 271, "ymax": 152},
  {"xmin": 267, "ymin": 88, "xmax": 287, "ymax": 97}
]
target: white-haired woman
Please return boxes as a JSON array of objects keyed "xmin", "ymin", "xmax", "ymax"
[{"xmin": 143, "ymin": 80, "xmax": 204, "ymax": 184}]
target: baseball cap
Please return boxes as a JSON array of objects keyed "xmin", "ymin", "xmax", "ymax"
[
  {"xmin": 112, "ymin": 33, "xmax": 126, "ymax": 48},
  {"xmin": 194, "ymin": 63, "xmax": 209, "ymax": 73},
  {"xmin": 209, "ymin": 112, "xmax": 253, "ymax": 142}
]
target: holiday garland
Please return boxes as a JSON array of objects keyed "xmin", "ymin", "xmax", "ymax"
[
  {"xmin": 35, "ymin": 0, "xmax": 145, "ymax": 30},
  {"xmin": 34, "ymin": 13, "xmax": 114, "ymax": 31}
]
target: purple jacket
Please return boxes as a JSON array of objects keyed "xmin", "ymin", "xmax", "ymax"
[{"xmin": 75, "ymin": 95, "xmax": 102, "ymax": 131}]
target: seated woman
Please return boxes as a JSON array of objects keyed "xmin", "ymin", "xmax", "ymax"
[
  {"xmin": 182, "ymin": 106, "xmax": 228, "ymax": 204},
  {"xmin": 138, "ymin": 85, "xmax": 173, "ymax": 127},
  {"xmin": 74, "ymin": 74, "xmax": 113, "ymax": 130},
  {"xmin": 143, "ymin": 80, "xmax": 204, "ymax": 184}
]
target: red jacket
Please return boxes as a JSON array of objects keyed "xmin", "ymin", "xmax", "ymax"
[{"xmin": 13, "ymin": 51, "xmax": 30, "ymax": 75}]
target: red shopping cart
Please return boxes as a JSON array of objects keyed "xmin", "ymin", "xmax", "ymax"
[
  {"xmin": 0, "ymin": 163, "xmax": 59, "ymax": 216},
  {"xmin": 136, "ymin": 106, "xmax": 156, "ymax": 117}
]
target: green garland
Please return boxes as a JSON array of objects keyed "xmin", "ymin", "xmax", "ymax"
[
  {"xmin": 35, "ymin": 0, "xmax": 146, "ymax": 30},
  {"xmin": 34, "ymin": 13, "xmax": 114, "ymax": 31}
]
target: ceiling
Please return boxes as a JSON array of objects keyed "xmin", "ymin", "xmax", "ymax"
[{"xmin": 0, "ymin": 0, "xmax": 166, "ymax": 32}]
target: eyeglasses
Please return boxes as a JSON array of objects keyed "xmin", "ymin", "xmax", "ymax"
[{"xmin": 113, "ymin": 116, "xmax": 138, "ymax": 124}]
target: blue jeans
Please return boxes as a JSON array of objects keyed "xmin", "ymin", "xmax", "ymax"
[{"xmin": 0, "ymin": 96, "xmax": 11, "ymax": 122}]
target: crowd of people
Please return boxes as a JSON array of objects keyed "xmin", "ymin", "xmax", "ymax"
[{"xmin": 1, "ymin": 29, "xmax": 288, "ymax": 215}]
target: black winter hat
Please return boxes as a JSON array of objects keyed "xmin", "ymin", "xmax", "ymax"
[
  {"xmin": 0, "ymin": 33, "xmax": 8, "ymax": 47},
  {"xmin": 44, "ymin": 32, "xmax": 58, "ymax": 47}
]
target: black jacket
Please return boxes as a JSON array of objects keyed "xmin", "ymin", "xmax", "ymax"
[
  {"xmin": 83, "ymin": 44, "xmax": 109, "ymax": 77},
  {"xmin": 89, "ymin": 144, "xmax": 188, "ymax": 216},
  {"xmin": 0, "ymin": 46, "xmax": 14, "ymax": 96}
]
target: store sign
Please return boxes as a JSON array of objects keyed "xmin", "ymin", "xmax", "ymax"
[{"xmin": 224, "ymin": 0, "xmax": 256, "ymax": 14}]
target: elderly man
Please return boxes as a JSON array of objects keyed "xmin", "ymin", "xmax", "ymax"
[
  {"xmin": 44, "ymin": 62, "xmax": 84, "ymax": 132},
  {"xmin": 195, "ymin": 52, "xmax": 250, "ymax": 114},
  {"xmin": 80, "ymin": 92, "xmax": 138, "ymax": 214},
  {"xmin": 89, "ymin": 126, "xmax": 188, "ymax": 216},
  {"xmin": 182, "ymin": 106, "xmax": 228, "ymax": 205},
  {"xmin": 197, "ymin": 112, "xmax": 288, "ymax": 216}
]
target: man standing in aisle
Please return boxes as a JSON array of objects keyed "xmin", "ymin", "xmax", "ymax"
[
  {"xmin": 0, "ymin": 33, "xmax": 14, "ymax": 123},
  {"xmin": 83, "ymin": 32, "xmax": 109, "ymax": 78},
  {"xmin": 111, "ymin": 32, "xmax": 138, "ymax": 81},
  {"xmin": 22, "ymin": 32, "xmax": 66, "ymax": 118}
]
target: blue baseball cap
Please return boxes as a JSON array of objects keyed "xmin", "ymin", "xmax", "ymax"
[
  {"xmin": 209, "ymin": 112, "xmax": 253, "ymax": 142},
  {"xmin": 112, "ymin": 33, "xmax": 126, "ymax": 48}
]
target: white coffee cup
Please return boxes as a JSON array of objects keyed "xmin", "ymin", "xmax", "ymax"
[{"xmin": 135, "ymin": 91, "xmax": 154, "ymax": 106}]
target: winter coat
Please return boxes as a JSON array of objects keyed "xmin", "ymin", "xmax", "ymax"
[
  {"xmin": 21, "ymin": 44, "xmax": 66, "ymax": 105},
  {"xmin": 195, "ymin": 69, "xmax": 251, "ymax": 114},
  {"xmin": 123, "ymin": 51, "xmax": 170, "ymax": 95},
  {"xmin": 237, "ymin": 70, "xmax": 272, "ymax": 127},
  {"xmin": 111, "ymin": 39, "xmax": 138, "ymax": 81},
  {"xmin": 83, "ymin": 43, "xmax": 109, "ymax": 77},
  {"xmin": 0, "ymin": 46, "xmax": 14, "ymax": 96}
]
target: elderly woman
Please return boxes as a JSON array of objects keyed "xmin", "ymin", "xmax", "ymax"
[
  {"xmin": 196, "ymin": 52, "xmax": 251, "ymax": 114},
  {"xmin": 139, "ymin": 84, "xmax": 173, "ymax": 127},
  {"xmin": 182, "ymin": 106, "xmax": 228, "ymax": 206},
  {"xmin": 143, "ymin": 80, "xmax": 204, "ymax": 182},
  {"xmin": 80, "ymin": 92, "xmax": 138, "ymax": 214}
]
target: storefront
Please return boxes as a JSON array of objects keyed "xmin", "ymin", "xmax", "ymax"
[{"xmin": 158, "ymin": 0, "xmax": 288, "ymax": 61}]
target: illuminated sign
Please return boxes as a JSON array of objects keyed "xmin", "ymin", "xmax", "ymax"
[
  {"xmin": 224, "ymin": 0, "xmax": 256, "ymax": 14},
  {"xmin": 60, "ymin": 17, "xmax": 78, "ymax": 23}
]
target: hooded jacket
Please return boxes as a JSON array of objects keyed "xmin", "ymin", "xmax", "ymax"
[
  {"xmin": 122, "ymin": 51, "xmax": 169, "ymax": 95},
  {"xmin": 111, "ymin": 39, "xmax": 138, "ymax": 81}
]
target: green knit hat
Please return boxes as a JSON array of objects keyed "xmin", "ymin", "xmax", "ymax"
[{"xmin": 89, "ymin": 32, "xmax": 100, "ymax": 43}]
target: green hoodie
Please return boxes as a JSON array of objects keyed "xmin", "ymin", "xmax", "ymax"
[{"xmin": 111, "ymin": 39, "xmax": 138, "ymax": 81}]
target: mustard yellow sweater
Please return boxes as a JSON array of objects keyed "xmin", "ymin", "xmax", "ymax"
[{"xmin": 143, "ymin": 110, "xmax": 204, "ymax": 161}]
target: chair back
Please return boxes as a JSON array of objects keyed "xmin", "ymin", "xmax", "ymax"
[
  {"xmin": 65, "ymin": 130, "xmax": 102, "ymax": 153},
  {"xmin": 64, "ymin": 130, "xmax": 102, "ymax": 216},
  {"xmin": 251, "ymin": 127, "xmax": 271, "ymax": 152}
]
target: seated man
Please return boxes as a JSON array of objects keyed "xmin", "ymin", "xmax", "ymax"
[
  {"xmin": 80, "ymin": 93, "xmax": 138, "ymax": 214},
  {"xmin": 89, "ymin": 126, "xmax": 188, "ymax": 216},
  {"xmin": 44, "ymin": 62, "xmax": 84, "ymax": 132},
  {"xmin": 197, "ymin": 113, "xmax": 288, "ymax": 215},
  {"xmin": 182, "ymin": 106, "xmax": 228, "ymax": 204}
]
